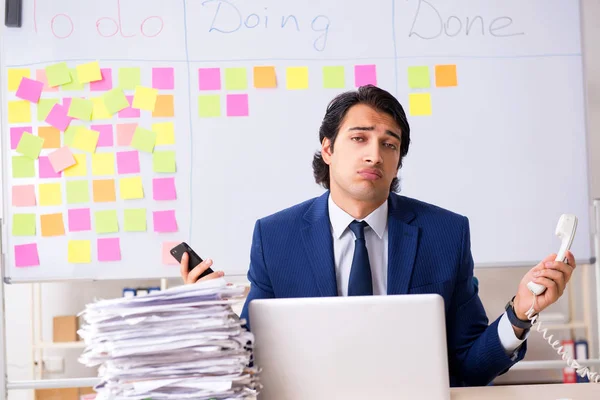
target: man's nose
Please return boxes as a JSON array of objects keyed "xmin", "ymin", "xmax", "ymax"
[{"xmin": 364, "ymin": 142, "xmax": 383, "ymax": 165}]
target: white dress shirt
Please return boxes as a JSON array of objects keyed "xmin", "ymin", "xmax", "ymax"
[{"xmin": 327, "ymin": 195, "xmax": 527, "ymax": 355}]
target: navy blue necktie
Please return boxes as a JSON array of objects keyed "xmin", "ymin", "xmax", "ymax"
[{"xmin": 347, "ymin": 220, "xmax": 373, "ymax": 296}]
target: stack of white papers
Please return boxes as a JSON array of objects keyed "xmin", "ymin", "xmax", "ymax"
[{"xmin": 78, "ymin": 278, "xmax": 259, "ymax": 400}]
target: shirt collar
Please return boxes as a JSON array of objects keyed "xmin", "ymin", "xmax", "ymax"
[{"xmin": 328, "ymin": 195, "xmax": 388, "ymax": 240}]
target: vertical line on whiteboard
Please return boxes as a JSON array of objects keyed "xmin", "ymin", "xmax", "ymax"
[
  {"xmin": 182, "ymin": 0, "xmax": 194, "ymax": 241},
  {"xmin": 392, "ymin": 0, "xmax": 398, "ymax": 97}
]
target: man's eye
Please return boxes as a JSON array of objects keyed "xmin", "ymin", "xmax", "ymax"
[
  {"xmin": 384, "ymin": 143, "xmax": 398, "ymax": 150},
  {"xmin": 351, "ymin": 137, "xmax": 364, "ymax": 142}
]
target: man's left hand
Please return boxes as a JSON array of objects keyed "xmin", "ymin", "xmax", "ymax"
[{"xmin": 513, "ymin": 251, "xmax": 576, "ymax": 321}]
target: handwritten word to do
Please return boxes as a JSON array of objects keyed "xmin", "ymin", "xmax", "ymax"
[{"xmin": 34, "ymin": 0, "xmax": 164, "ymax": 39}]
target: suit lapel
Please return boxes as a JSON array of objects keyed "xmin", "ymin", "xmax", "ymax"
[
  {"xmin": 387, "ymin": 195, "xmax": 419, "ymax": 295},
  {"xmin": 301, "ymin": 192, "xmax": 338, "ymax": 297}
]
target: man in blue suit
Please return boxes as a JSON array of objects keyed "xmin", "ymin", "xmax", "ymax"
[{"xmin": 180, "ymin": 85, "xmax": 576, "ymax": 386}]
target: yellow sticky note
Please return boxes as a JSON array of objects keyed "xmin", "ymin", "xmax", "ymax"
[
  {"xmin": 8, "ymin": 68, "xmax": 30, "ymax": 91},
  {"xmin": 152, "ymin": 122, "xmax": 175, "ymax": 145},
  {"xmin": 409, "ymin": 93, "xmax": 432, "ymax": 116},
  {"xmin": 73, "ymin": 128, "xmax": 100, "ymax": 153},
  {"xmin": 119, "ymin": 176, "xmax": 144, "ymax": 199},
  {"xmin": 132, "ymin": 86, "xmax": 158, "ymax": 111},
  {"xmin": 286, "ymin": 67, "xmax": 309, "ymax": 90},
  {"xmin": 39, "ymin": 183, "xmax": 62, "ymax": 206},
  {"xmin": 92, "ymin": 97, "xmax": 112, "ymax": 120},
  {"xmin": 76, "ymin": 61, "xmax": 102, "ymax": 83},
  {"xmin": 64, "ymin": 154, "xmax": 88, "ymax": 177},
  {"xmin": 8, "ymin": 100, "xmax": 31, "ymax": 123},
  {"xmin": 68, "ymin": 240, "xmax": 91, "ymax": 263},
  {"xmin": 92, "ymin": 153, "xmax": 115, "ymax": 176}
]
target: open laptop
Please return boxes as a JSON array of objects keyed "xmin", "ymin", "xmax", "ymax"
[{"xmin": 249, "ymin": 294, "xmax": 450, "ymax": 400}]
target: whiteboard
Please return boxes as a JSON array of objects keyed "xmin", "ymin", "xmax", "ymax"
[{"xmin": 0, "ymin": 0, "xmax": 594, "ymax": 282}]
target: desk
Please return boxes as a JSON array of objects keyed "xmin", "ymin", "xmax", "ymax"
[{"xmin": 451, "ymin": 383, "xmax": 599, "ymax": 399}]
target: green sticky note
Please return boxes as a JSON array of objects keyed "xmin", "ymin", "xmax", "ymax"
[
  {"xmin": 12, "ymin": 156, "xmax": 35, "ymax": 178},
  {"xmin": 103, "ymin": 88, "xmax": 129, "ymax": 114},
  {"xmin": 16, "ymin": 132, "xmax": 44, "ymax": 160},
  {"xmin": 119, "ymin": 68, "xmax": 141, "ymax": 90},
  {"xmin": 124, "ymin": 208, "xmax": 147, "ymax": 232},
  {"xmin": 408, "ymin": 66, "xmax": 430, "ymax": 89},
  {"xmin": 38, "ymin": 99, "xmax": 59, "ymax": 121},
  {"xmin": 45, "ymin": 62, "xmax": 71, "ymax": 87},
  {"xmin": 322, "ymin": 66, "xmax": 345, "ymax": 89},
  {"xmin": 94, "ymin": 210, "xmax": 119, "ymax": 233},
  {"xmin": 198, "ymin": 95, "xmax": 221, "ymax": 118},
  {"xmin": 62, "ymin": 69, "xmax": 83, "ymax": 91},
  {"xmin": 153, "ymin": 151, "xmax": 176, "ymax": 173},
  {"xmin": 66, "ymin": 180, "xmax": 90, "ymax": 204},
  {"xmin": 63, "ymin": 125, "xmax": 79, "ymax": 147},
  {"xmin": 68, "ymin": 98, "xmax": 93, "ymax": 121},
  {"xmin": 13, "ymin": 214, "xmax": 36, "ymax": 236},
  {"xmin": 131, "ymin": 127, "xmax": 156, "ymax": 153},
  {"xmin": 224, "ymin": 68, "xmax": 248, "ymax": 90}
]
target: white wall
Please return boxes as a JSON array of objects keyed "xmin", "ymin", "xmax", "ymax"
[{"xmin": 3, "ymin": 0, "xmax": 600, "ymax": 398}]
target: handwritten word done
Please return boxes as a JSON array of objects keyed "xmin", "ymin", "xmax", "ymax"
[{"xmin": 408, "ymin": 0, "xmax": 524, "ymax": 39}]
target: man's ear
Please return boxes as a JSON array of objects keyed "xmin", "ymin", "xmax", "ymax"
[{"xmin": 321, "ymin": 138, "xmax": 333, "ymax": 165}]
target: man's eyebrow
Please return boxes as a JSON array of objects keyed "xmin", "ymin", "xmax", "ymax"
[{"xmin": 348, "ymin": 126, "xmax": 401, "ymax": 142}]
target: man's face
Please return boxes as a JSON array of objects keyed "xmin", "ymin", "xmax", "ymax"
[{"xmin": 322, "ymin": 104, "xmax": 402, "ymax": 204}]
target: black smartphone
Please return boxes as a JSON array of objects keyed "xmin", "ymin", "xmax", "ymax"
[{"xmin": 170, "ymin": 242, "xmax": 214, "ymax": 279}]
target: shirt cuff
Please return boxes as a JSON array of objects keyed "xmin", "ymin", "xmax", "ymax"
[{"xmin": 498, "ymin": 312, "xmax": 529, "ymax": 356}]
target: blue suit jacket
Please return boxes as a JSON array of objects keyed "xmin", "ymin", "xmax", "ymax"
[{"xmin": 240, "ymin": 192, "xmax": 526, "ymax": 386}]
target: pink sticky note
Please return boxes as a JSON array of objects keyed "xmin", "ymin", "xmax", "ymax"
[
  {"xmin": 162, "ymin": 241, "xmax": 180, "ymax": 265},
  {"xmin": 12, "ymin": 185, "xmax": 36, "ymax": 207},
  {"xmin": 199, "ymin": 68, "xmax": 221, "ymax": 90},
  {"xmin": 62, "ymin": 97, "xmax": 72, "ymax": 110},
  {"xmin": 116, "ymin": 124, "xmax": 137, "ymax": 146},
  {"xmin": 68, "ymin": 208, "xmax": 91, "ymax": 232},
  {"xmin": 45, "ymin": 104, "xmax": 72, "ymax": 131},
  {"xmin": 116, "ymin": 150, "xmax": 140, "ymax": 174},
  {"xmin": 226, "ymin": 94, "xmax": 249, "ymax": 117},
  {"xmin": 10, "ymin": 127, "xmax": 31, "ymax": 150},
  {"xmin": 354, "ymin": 65, "xmax": 377, "ymax": 87},
  {"xmin": 48, "ymin": 146, "xmax": 76, "ymax": 172},
  {"xmin": 98, "ymin": 238, "xmax": 121, "ymax": 262},
  {"xmin": 39, "ymin": 156, "xmax": 62, "ymax": 178},
  {"xmin": 153, "ymin": 210, "xmax": 177, "ymax": 233},
  {"xmin": 118, "ymin": 96, "xmax": 140, "ymax": 118},
  {"xmin": 16, "ymin": 77, "xmax": 44, "ymax": 103},
  {"xmin": 153, "ymin": 177, "xmax": 177, "ymax": 200},
  {"xmin": 90, "ymin": 68, "xmax": 113, "ymax": 91},
  {"xmin": 91, "ymin": 124, "xmax": 114, "ymax": 147},
  {"xmin": 153, "ymin": 67, "xmax": 174, "ymax": 89},
  {"xmin": 15, "ymin": 243, "xmax": 40, "ymax": 267},
  {"xmin": 36, "ymin": 70, "xmax": 59, "ymax": 93}
]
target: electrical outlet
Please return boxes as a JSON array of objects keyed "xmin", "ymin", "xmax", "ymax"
[{"xmin": 42, "ymin": 356, "xmax": 64, "ymax": 373}]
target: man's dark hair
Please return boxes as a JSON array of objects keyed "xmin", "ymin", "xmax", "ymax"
[{"xmin": 312, "ymin": 85, "xmax": 411, "ymax": 193}]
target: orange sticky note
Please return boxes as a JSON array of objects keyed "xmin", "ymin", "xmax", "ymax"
[
  {"xmin": 40, "ymin": 213, "xmax": 65, "ymax": 237},
  {"xmin": 435, "ymin": 65, "xmax": 457, "ymax": 87},
  {"xmin": 152, "ymin": 95, "xmax": 174, "ymax": 118},
  {"xmin": 253, "ymin": 66, "xmax": 277, "ymax": 88},
  {"xmin": 38, "ymin": 127, "xmax": 61, "ymax": 149},
  {"xmin": 93, "ymin": 179, "xmax": 116, "ymax": 203}
]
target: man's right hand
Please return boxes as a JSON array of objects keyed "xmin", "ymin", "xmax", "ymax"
[{"xmin": 180, "ymin": 252, "xmax": 224, "ymax": 284}]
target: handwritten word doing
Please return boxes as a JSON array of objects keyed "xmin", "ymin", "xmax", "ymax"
[
  {"xmin": 409, "ymin": 0, "xmax": 524, "ymax": 39},
  {"xmin": 202, "ymin": 0, "xmax": 331, "ymax": 52},
  {"xmin": 35, "ymin": 0, "xmax": 164, "ymax": 39}
]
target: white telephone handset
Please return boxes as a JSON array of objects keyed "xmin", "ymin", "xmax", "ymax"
[
  {"xmin": 524, "ymin": 214, "xmax": 598, "ymax": 383},
  {"xmin": 526, "ymin": 214, "xmax": 578, "ymax": 295}
]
